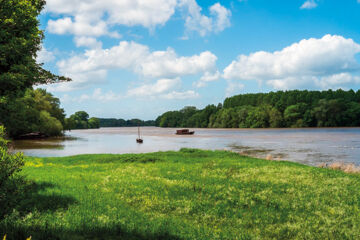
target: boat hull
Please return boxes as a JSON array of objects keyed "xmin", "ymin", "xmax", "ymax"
[
  {"xmin": 175, "ymin": 129, "xmax": 195, "ymax": 135},
  {"xmin": 176, "ymin": 132, "xmax": 194, "ymax": 135}
]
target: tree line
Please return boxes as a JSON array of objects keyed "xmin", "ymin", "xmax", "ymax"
[
  {"xmin": 66, "ymin": 111, "xmax": 100, "ymax": 130},
  {"xmin": 155, "ymin": 89, "xmax": 360, "ymax": 128},
  {"xmin": 99, "ymin": 118, "xmax": 155, "ymax": 127},
  {"xmin": 0, "ymin": 88, "xmax": 101, "ymax": 138}
]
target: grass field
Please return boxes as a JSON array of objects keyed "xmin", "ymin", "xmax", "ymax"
[{"xmin": 1, "ymin": 149, "xmax": 360, "ymax": 239}]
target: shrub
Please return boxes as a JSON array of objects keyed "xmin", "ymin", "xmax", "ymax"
[
  {"xmin": 38, "ymin": 111, "xmax": 63, "ymax": 136},
  {"xmin": 0, "ymin": 126, "xmax": 24, "ymax": 213}
]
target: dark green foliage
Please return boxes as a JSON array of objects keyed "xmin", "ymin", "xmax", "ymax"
[
  {"xmin": 0, "ymin": 126, "xmax": 25, "ymax": 217},
  {"xmin": 0, "ymin": 0, "xmax": 71, "ymax": 138},
  {"xmin": 88, "ymin": 117, "xmax": 100, "ymax": 129},
  {"xmin": 99, "ymin": 118, "xmax": 155, "ymax": 127},
  {"xmin": 156, "ymin": 89, "xmax": 360, "ymax": 128},
  {"xmin": 0, "ymin": 0, "xmax": 70, "ymax": 97},
  {"xmin": 65, "ymin": 111, "xmax": 100, "ymax": 130},
  {"xmin": 0, "ymin": 89, "xmax": 65, "ymax": 137},
  {"xmin": 284, "ymin": 103, "xmax": 308, "ymax": 127}
]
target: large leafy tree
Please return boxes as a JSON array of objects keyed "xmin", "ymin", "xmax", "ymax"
[
  {"xmin": 0, "ymin": 89, "xmax": 65, "ymax": 137},
  {"xmin": 0, "ymin": 0, "xmax": 69, "ymax": 97}
]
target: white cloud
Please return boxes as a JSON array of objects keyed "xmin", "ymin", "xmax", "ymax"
[
  {"xmin": 50, "ymin": 41, "xmax": 218, "ymax": 91},
  {"xmin": 195, "ymin": 71, "xmax": 221, "ymax": 87},
  {"xmin": 127, "ymin": 78, "xmax": 199, "ymax": 99},
  {"xmin": 162, "ymin": 90, "xmax": 199, "ymax": 99},
  {"xmin": 139, "ymin": 49, "xmax": 218, "ymax": 78},
  {"xmin": 91, "ymin": 88, "xmax": 122, "ymax": 101},
  {"xmin": 225, "ymin": 81, "xmax": 245, "ymax": 97},
  {"xmin": 315, "ymin": 73, "xmax": 360, "ymax": 89},
  {"xmin": 300, "ymin": 0, "xmax": 318, "ymax": 9},
  {"xmin": 180, "ymin": 1, "xmax": 231, "ymax": 37},
  {"xmin": 36, "ymin": 46, "xmax": 55, "ymax": 64},
  {"xmin": 223, "ymin": 34, "xmax": 360, "ymax": 90},
  {"xmin": 45, "ymin": 0, "xmax": 178, "ymax": 28},
  {"xmin": 74, "ymin": 37, "xmax": 103, "ymax": 49},
  {"xmin": 45, "ymin": 0, "xmax": 231, "ymax": 40},
  {"xmin": 47, "ymin": 17, "xmax": 120, "ymax": 38},
  {"xmin": 45, "ymin": 69, "xmax": 107, "ymax": 92},
  {"xmin": 61, "ymin": 88, "xmax": 122, "ymax": 103},
  {"xmin": 210, "ymin": 3, "xmax": 232, "ymax": 33},
  {"xmin": 127, "ymin": 78, "xmax": 181, "ymax": 97}
]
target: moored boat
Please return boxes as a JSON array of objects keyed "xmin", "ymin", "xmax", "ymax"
[
  {"xmin": 176, "ymin": 129, "xmax": 195, "ymax": 135},
  {"xmin": 136, "ymin": 127, "xmax": 143, "ymax": 143}
]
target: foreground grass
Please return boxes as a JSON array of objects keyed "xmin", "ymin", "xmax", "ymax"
[{"xmin": 1, "ymin": 149, "xmax": 360, "ymax": 239}]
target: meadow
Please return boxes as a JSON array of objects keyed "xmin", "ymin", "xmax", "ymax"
[{"xmin": 1, "ymin": 149, "xmax": 360, "ymax": 239}]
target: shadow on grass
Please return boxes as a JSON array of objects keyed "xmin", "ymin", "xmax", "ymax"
[
  {"xmin": 0, "ymin": 181, "xmax": 76, "ymax": 216},
  {"xmin": 0, "ymin": 181, "xmax": 182, "ymax": 240},
  {"xmin": 1, "ymin": 225, "xmax": 183, "ymax": 240},
  {"xmin": 0, "ymin": 180, "xmax": 76, "ymax": 239}
]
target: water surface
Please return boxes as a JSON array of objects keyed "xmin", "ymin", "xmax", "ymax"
[{"xmin": 13, "ymin": 127, "xmax": 360, "ymax": 166}]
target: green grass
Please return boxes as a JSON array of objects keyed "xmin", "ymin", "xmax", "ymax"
[{"xmin": 1, "ymin": 149, "xmax": 360, "ymax": 239}]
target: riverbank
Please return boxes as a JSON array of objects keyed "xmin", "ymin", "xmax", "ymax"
[
  {"xmin": 12, "ymin": 127, "xmax": 360, "ymax": 166},
  {"xmin": 1, "ymin": 149, "xmax": 360, "ymax": 239}
]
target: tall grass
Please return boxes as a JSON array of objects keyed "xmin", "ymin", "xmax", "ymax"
[{"xmin": 1, "ymin": 149, "xmax": 360, "ymax": 239}]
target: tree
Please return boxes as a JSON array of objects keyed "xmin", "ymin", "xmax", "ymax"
[
  {"xmin": 38, "ymin": 111, "xmax": 63, "ymax": 136},
  {"xmin": 88, "ymin": 117, "xmax": 100, "ymax": 129},
  {"xmin": 311, "ymin": 99, "xmax": 344, "ymax": 127},
  {"xmin": 0, "ymin": 0, "xmax": 69, "ymax": 97},
  {"xmin": 155, "ymin": 90, "xmax": 360, "ymax": 129},
  {"xmin": 66, "ymin": 111, "xmax": 101, "ymax": 130},
  {"xmin": 245, "ymin": 105, "xmax": 270, "ymax": 128},
  {"xmin": 0, "ymin": 89, "xmax": 65, "ymax": 137},
  {"xmin": 284, "ymin": 103, "xmax": 308, "ymax": 127},
  {"xmin": 73, "ymin": 111, "xmax": 90, "ymax": 122},
  {"xmin": 269, "ymin": 107, "xmax": 283, "ymax": 128}
]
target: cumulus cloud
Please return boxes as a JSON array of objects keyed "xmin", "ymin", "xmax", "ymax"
[
  {"xmin": 127, "ymin": 78, "xmax": 181, "ymax": 97},
  {"xmin": 127, "ymin": 78, "xmax": 199, "ymax": 99},
  {"xmin": 180, "ymin": 0, "xmax": 231, "ymax": 37},
  {"xmin": 45, "ymin": 0, "xmax": 178, "ymax": 28},
  {"xmin": 47, "ymin": 17, "xmax": 120, "ymax": 39},
  {"xmin": 162, "ymin": 90, "xmax": 199, "ymax": 99},
  {"xmin": 45, "ymin": 69, "xmax": 107, "ymax": 92},
  {"xmin": 210, "ymin": 3, "xmax": 232, "ymax": 33},
  {"xmin": 195, "ymin": 71, "xmax": 221, "ymax": 87},
  {"xmin": 61, "ymin": 88, "xmax": 122, "ymax": 103},
  {"xmin": 223, "ymin": 34, "xmax": 360, "ymax": 90},
  {"xmin": 315, "ymin": 73, "xmax": 360, "ymax": 90},
  {"xmin": 225, "ymin": 81, "xmax": 245, "ymax": 97},
  {"xmin": 300, "ymin": 0, "xmax": 318, "ymax": 9},
  {"xmin": 74, "ymin": 37, "xmax": 102, "ymax": 49},
  {"xmin": 45, "ymin": 0, "xmax": 231, "ymax": 42},
  {"xmin": 36, "ymin": 46, "xmax": 55, "ymax": 64},
  {"xmin": 48, "ymin": 41, "xmax": 217, "ymax": 91},
  {"xmin": 139, "ymin": 49, "xmax": 218, "ymax": 78}
]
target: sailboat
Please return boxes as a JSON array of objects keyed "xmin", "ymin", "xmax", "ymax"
[{"xmin": 136, "ymin": 126, "xmax": 143, "ymax": 143}]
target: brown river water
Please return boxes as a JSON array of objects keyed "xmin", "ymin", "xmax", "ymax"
[{"xmin": 12, "ymin": 127, "xmax": 360, "ymax": 166}]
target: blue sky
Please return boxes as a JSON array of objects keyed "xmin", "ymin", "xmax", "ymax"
[{"xmin": 37, "ymin": 0, "xmax": 360, "ymax": 120}]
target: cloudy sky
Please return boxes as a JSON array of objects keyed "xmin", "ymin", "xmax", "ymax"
[{"xmin": 37, "ymin": 0, "xmax": 360, "ymax": 120}]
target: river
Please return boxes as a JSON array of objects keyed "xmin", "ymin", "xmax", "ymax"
[{"xmin": 13, "ymin": 127, "xmax": 360, "ymax": 166}]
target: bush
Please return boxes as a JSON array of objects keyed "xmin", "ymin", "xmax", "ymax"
[
  {"xmin": 0, "ymin": 126, "xmax": 24, "ymax": 214},
  {"xmin": 39, "ymin": 111, "xmax": 63, "ymax": 136}
]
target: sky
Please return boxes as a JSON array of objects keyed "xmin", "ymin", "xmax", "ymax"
[{"xmin": 37, "ymin": 0, "xmax": 360, "ymax": 120}]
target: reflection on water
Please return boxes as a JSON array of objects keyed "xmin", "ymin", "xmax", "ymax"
[{"xmin": 12, "ymin": 127, "xmax": 360, "ymax": 166}]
